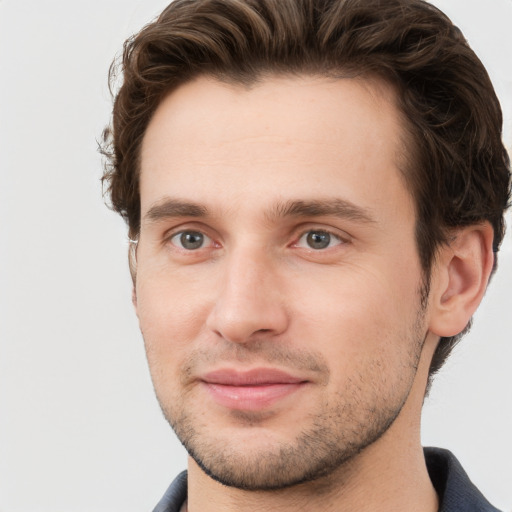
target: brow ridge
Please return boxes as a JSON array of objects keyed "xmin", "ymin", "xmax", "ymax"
[
  {"xmin": 143, "ymin": 197, "xmax": 376, "ymax": 225},
  {"xmin": 144, "ymin": 198, "xmax": 208, "ymax": 223},
  {"xmin": 269, "ymin": 199, "xmax": 376, "ymax": 224}
]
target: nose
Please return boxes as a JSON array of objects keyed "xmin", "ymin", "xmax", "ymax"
[{"xmin": 206, "ymin": 248, "xmax": 289, "ymax": 344}]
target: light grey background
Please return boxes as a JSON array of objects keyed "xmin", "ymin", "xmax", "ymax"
[{"xmin": 0, "ymin": 1, "xmax": 510, "ymax": 511}]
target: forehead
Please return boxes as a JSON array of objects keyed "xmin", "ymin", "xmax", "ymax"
[{"xmin": 139, "ymin": 74, "xmax": 410, "ymax": 218}]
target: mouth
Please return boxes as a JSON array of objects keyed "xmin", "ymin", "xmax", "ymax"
[{"xmin": 199, "ymin": 368, "xmax": 309, "ymax": 411}]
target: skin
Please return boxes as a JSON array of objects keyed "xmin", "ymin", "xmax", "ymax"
[{"xmin": 134, "ymin": 75, "xmax": 494, "ymax": 511}]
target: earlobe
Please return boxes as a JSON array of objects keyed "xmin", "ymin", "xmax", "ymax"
[
  {"xmin": 428, "ymin": 222, "xmax": 494, "ymax": 338},
  {"xmin": 132, "ymin": 286, "xmax": 138, "ymax": 312}
]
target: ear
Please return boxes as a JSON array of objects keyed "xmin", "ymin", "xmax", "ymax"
[
  {"xmin": 132, "ymin": 286, "xmax": 138, "ymax": 311},
  {"xmin": 428, "ymin": 222, "xmax": 494, "ymax": 337},
  {"xmin": 128, "ymin": 241, "xmax": 138, "ymax": 312}
]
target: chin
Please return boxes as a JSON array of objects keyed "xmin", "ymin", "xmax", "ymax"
[{"xmin": 168, "ymin": 401, "xmax": 401, "ymax": 491}]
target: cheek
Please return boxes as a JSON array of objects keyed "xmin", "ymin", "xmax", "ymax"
[
  {"xmin": 288, "ymin": 262, "xmax": 422, "ymax": 366},
  {"xmin": 137, "ymin": 257, "xmax": 212, "ymax": 326},
  {"xmin": 135, "ymin": 269, "xmax": 213, "ymax": 378}
]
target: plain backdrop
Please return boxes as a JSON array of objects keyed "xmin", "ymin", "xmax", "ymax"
[{"xmin": 0, "ymin": 0, "xmax": 511, "ymax": 511}]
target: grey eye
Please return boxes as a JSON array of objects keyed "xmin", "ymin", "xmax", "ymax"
[
  {"xmin": 296, "ymin": 230, "xmax": 343, "ymax": 250},
  {"xmin": 171, "ymin": 230, "xmax": 210, "ymax": 250},
  {"xmin": 306, "ymin": 231, "xmax": 331, "ymax": 249}
]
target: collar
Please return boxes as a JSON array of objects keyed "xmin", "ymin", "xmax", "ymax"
[
  {"xmin": 424, "ymin": 447, "xmax": 501, "ymax": 512},
  {"xmin": 153, "ymin": 448, "xmax": 501, "ymax": 512}
]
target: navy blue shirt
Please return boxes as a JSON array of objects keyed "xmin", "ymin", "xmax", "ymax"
[{"xmin": 153, "ymin": 448, "xmax": 501, "ymax": 512}]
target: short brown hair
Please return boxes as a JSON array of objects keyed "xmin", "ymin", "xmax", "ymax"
[{"xmin": 102, "ymin": 0, "xmax": 511, "ymax": 381}]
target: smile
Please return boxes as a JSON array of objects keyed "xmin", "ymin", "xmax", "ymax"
[{"xmin": 200, "ymin": 368, "xmax": 308, "ymax": 411}]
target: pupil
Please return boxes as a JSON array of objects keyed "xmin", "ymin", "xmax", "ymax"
[
  {"xmin": 307, "ymin": 231, "xmax": 330, "ymax": 249},
  {"xmin": 180, "ymin": 231, "xmax": 204, "ymax": 250}
]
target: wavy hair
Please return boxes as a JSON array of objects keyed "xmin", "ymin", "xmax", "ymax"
[{"xmin": 102, "ymin": 0, "xmax": 511, "ymax": 382}]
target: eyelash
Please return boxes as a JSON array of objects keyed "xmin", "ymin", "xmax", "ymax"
[
  {"xmin": 165, "ymin": 226, "xmax": 348, "ymax": 253},
  {"xmin": 293, "ymin": 229, "xmax": 347, "ymax": 250},
  {"xmin": 168, "ymin": 230, "xmax": 216, "ymax": 251}
]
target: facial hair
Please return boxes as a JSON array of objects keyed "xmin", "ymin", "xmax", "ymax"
[{"xmin": 151, "ymin": 302, "xmax": 428, "ymax": 492}]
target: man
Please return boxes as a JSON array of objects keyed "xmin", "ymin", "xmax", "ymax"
[{"xmin": 101, "ymin": 0, "xmax": 511, "ymax": 510}]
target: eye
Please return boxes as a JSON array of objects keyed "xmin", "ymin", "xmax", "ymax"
[
  {"xmin": 169, "ymin": 230, "xmax": 212, "ymax": 250},
  {"xmin": 296, "ymin": 230, "xmax": 344, "ymax": 250}
]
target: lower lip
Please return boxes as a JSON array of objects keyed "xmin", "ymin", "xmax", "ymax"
[{"xmin": 202, "ymin": 382, "xmax": 306, "ymax": 411}]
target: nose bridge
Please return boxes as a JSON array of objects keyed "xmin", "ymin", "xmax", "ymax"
[
  {"xmin": 228, "ymin": 244, "xmax": 265, "ymax": 294},
  {"xmin": 207, "ymin": 242, "xmax": 287, "ymax": 343}
]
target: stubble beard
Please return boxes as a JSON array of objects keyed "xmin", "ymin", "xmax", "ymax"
[
  {"xmin": 153, "ymin": 295, "xmax": 428, "ymax": 491},
  {"xmin": 165, "ymin": 374, "xmax": 417, "ymax": 491}
]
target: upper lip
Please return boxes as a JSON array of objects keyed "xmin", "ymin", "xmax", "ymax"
[{"xmin": 200, "ymin": 368, "xmax": 307, "ymax": 386}]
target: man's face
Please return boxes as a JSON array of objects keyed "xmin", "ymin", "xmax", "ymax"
[{"xmin": 136, "ymin": 75, "xmax": 431, "ymax": 489}]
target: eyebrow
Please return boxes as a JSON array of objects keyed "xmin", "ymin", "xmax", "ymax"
[
  {"xmin": 144, "ymin": 199, "xmax": 208, "ymax": 223},
  {"xmin": 268, "ymin": 199, "xmax": 377, "ymax": 224},
  {"xmin": 142, "ymin": 197, "xmax": 376, "ymax": 225}
]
